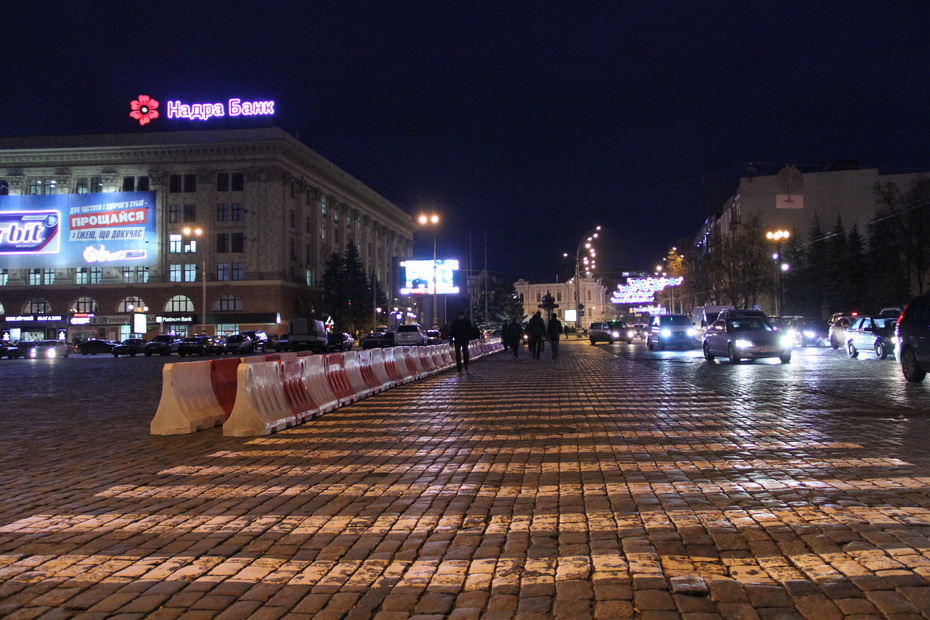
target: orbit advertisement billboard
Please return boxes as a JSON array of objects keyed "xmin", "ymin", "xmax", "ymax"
[{"xmin": 0, "ymin": 192, "xmax": 157, "ymax": 269}]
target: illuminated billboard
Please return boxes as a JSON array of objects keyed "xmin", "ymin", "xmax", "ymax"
[
  {"xmin": 0, "ymin": 191, "xmax": 157, "ymax": 269},
  {"xmin": 399, "ymin": 259, "xmax": 461, "ymax": 295}
]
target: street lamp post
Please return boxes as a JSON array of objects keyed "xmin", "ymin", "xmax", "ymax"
[
  {"xmin": 567, "ymin": 226, "xmax": 600, "ymax": 337},
  {"xmin": 182, "ymin": 226, "xmax": 207, "ymax": 334},
  {"xmin": 766, "ymin": 229, "xmax": 790, "ymax": 316},
  {"xmin": 418, "ymin": 214, "xmax": 440, "ymax": 328}
]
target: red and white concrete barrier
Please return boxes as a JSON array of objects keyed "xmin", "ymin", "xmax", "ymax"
[{"xmin": 150, "ymin": 360, "xmax": 228, "ymax": 435}]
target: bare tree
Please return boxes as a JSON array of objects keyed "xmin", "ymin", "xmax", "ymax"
[
  {"xmin": 707, "ymin": 214, "xmax": 773, "ymax": 309},
  {"xmin": 875, "ymin": 176, "xmax": 930, "ymax": 296}
]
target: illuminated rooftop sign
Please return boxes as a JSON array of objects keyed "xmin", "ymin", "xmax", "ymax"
[{"xmin": 129, "ymin": 95, "xmax": 275, "ymax": 125}]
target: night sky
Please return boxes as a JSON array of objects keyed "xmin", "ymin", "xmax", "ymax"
[{"xmin": 3, "ymin": 2, "xmax": 930, "ymax": 285}]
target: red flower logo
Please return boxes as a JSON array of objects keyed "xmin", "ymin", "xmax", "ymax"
[{"xmin": 130, "ymin": 95, "xmax": 160, "ymax": 125}]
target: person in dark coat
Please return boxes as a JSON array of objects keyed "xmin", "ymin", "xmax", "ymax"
[
  {"xmin": 507, "ymin": 318, "xmax": 523, "ymax": 360},
  {"xmin": 501, "ymin": 321, "xmax": 511, "ymax": 352},
  {"xmin": 548, "ymin": 313, "xmax": 563, "ymax": 359},
  {"xmin": 449, "ymin": 311, "xmax": 474, "ymax": 371},
  {"xmin": 526, "ymin": 311, "xmax": 546, "ymax": 360}
]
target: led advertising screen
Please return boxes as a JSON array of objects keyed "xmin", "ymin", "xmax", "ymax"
[
  {"xmin": 399, "ymin": 259, "xmax": 461, "ymax": 295},
  {"xmin": 0, "ymin": 191, "xmax": 157, "ymax": 269}
]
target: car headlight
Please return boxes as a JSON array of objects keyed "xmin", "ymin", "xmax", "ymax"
[
  {"xmin": 28, "ymin": 348, "xmax": 38, "ymax": 358},
  {"xmin": 891, "ymin": 336, "xmax": 898, "ymax": 344},
  {"xmin": 611, "ymin": 331, "xmax": 620, "ymax": 338},
  {"xmin": 780, "ymin": 335, "xmax": 795, "ymax": 348},
  {"xmin": 627, "ymin": 330, "xmax": 635, "ymax": 338},
  {"xmin": 735, "ymin": 339, "xmax": 753, "ymax": 349},
  {"xmin": 686, "ymin": 328, "xmax": 695, "ymax": 337},
  {"xmin": 803, "ymin": 330, "xmax": 815, "ymax": 338},
  {"xmin": 660, "ymin": 328, "xmax": 672, "ymax": 338}
]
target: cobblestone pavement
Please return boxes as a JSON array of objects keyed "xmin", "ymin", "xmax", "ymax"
[{"xmin": 2, "ymin": 341, "xmax": 930, "ymax": 618}]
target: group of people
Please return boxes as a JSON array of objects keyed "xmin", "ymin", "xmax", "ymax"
[{"xmin": 502, "ymin": 311, "xmax": 562, "ymax": 360}]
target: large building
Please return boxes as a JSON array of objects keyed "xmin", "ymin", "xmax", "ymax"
[
  {"xmin": 513, "ymin": 277, "xmax": 607, "ymax": 327},
  {"xmin": 0, "ymin": 128, "xmax": 414, "ymax": 342}
]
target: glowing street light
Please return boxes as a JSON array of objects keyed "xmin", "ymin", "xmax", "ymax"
[
  {"xmin": 766, "ymin": 229, "xmax": 790, "ymax": 315},
  {"xmin": 418, "ymin": 213, "xmax": 440, "ymax": 328},
  {"xmin": 572, "ymin": 226, "xmax": 601, "ymax": 336},
  {"xmin": 182, "ymin": 226, "xmax": 207, "ymax": 334}
]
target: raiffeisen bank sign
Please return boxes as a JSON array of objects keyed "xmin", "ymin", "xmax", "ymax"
[{"xmin": 129, "ymin": 94, "xmax": 275, "ymax": 125}]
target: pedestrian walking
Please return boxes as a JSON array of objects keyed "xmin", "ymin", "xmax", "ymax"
[
  {"xmin": 548, "ymin": 313, "xmax": 563, "ymax": 359},
  {"xmin": 527, "ymin": 310, "xmax": 546, "ymax": 360},
  {"xmin": 507, "ymin": 317, "xmax": 523, "ymax": 359},
  {"xmin": 501, "ymin": 321, "xmax": 511, "ymax": 352},
  {"xmin": 449, "ymin": 310, "xmax": 474, "ymax": 371}
]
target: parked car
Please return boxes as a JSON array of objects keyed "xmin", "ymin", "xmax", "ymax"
[
  {"xmin": 144, "ymin": 335, "xmax": 182, "ymax": 356},
  {"xmin": 828, "ymin": 315, "xmax": 856, "ymax": 349},
  {"xmin": 225, "ymin": 334, "xmax": 254, "ymax": 355},
  {"xmin": 895, "ymin": 293, "xmax": 930, "ymax": 382},
  {"xmin": 789, "ymin": 318, "xmax": 830, "ymax": 347},
  {"xmin": 178, "ymin": 336, "xmax": 222, "ymax": 356},
  {"xmin": 240, "ymin": 330, "xmax": 267, "ymax": 352},
  {"xmin": 361, "ymin": 331, "xmax": 391, "ymax": 349},
  {"xmin": 0, "ymin": 342, "xmax": 23, "ymax": 359},
  {"xmin": 326, "ymin": 332, "xmax": 355, "ymax": 352},
  {"xmin": 426, "ymin": 329, "xmax": 442, "ymax": 345},
  {"xmin": 112, "ymin": 338, "xmax": 146, "ymax": 357},
  {"xmin": 588, "ymin": 321, "xmax": 635, "ymax": 345},
  {"xmin": 702, "ymin": 316, "xmax": 793, "ymax": 364},
  {"xmin": 394, "ymin": 324, "xmax": 427, "ymax": 346},
  {"xmin": 21, "ymin": 340, "xmax": 70, "ymax": 359},
  {"xmin": 75, "ymin": 339, "xmax": 117, "ymax": 355},
  {"xmin": 646, "ymin": 314, "xmax": 696, "ymax": 350},
  {"xmin": 845, "ymin": 316, "xmax": 897, "ymax": 360},
  {"xmin": 274, "ymin": 334, "xmax": 290, "ymax": 352}
]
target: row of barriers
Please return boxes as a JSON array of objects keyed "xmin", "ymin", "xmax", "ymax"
[{"xmin": 150, "ymin": 339, "xmax": 503, "ymax": 437}]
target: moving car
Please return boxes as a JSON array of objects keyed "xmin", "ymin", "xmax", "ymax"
[
  {"xmin": 845, "ymin": 316, "xmax": 896, "ymax": 360},
  {"xmin": 702, "ymin": 316, "xmax": 793, "ymax": 364},
  {"xmin": 426, "ymin": 329, "xmax": 442, "ymax": 345},
  {"xmin": 789, "ymin": 318, "xmax": 830, "ymax": 347},
  {"xmin": 274, "ymin": 334, "xmax": 291, "ymax": 352},
  {"xmin": 225, "ymin": 334, "xmax": 254, "ymax": 355},
  {"xmin": 828, "ymin": 313, "xmax": 857, "ymax": 349},
  {"xmin": 326, "ymin": 332, "xmax": 355, "ymax": 352},
  {"xmin": 178, "ymin": 336, "xmax": 222, "ymax": 356},
  {"xmin": 112, "ymin": 338, "xmax": 146, "ymax": 357},
  {"xmin": 394, "ymin": 324, "xmax": 426, "ymax": 346},
  {"xmin": 0, "ymin": 342, "xmax": 23, "ymax": 359},
  {"xmin": 632, "ymin": 324, "xmax": 647, "ymax": 340},
  {"xmin": 895, "ymin": 293, "xmax": 930, "ymax": 382},
  {"xmin": 588, "ymin": 321, "xmax": 635, "ymax": 345},
  {"xmin": 21, "ymin": 340, "xmax": 70, "ymax": 359},
  {"xmin": 144, "ymin": 335, "xmax": 182, "ymax": 356},
  {"xmin": 75, "ymin": 339, "xmax": 117, "ymax": 355},
  {"xmin": 240, "ymin": 330, "xmax": 268, "ymax": 352},
  {"xmin": 646, "ymin": 314, "xmax": 696, "ymax": 350},
  {"xmin": 360, "ymin": 331, "xmax": 391, "ymax": 349}
]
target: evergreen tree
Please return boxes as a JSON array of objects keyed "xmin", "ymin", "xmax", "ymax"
[
  {"xmin": 823, "ymin": 216, "xmax": 848, "ymax": 314},
  {"xmin": 321, "ymin": 243, "xmax": 376, "ymax": 334}
]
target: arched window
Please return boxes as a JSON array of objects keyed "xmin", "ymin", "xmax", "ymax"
[
  {"xmin": 213, "ymin": 294, "xmax": 243, "ymax": 312},
  {"xmin": 165, "ymin": 295, "xmax": 193, "ymax": 312},
  {"xmin": 24, "ymin": 298, "xmax": 51, "ymax": 314},
  {"xmin": 0, "ymin": 302, "xmax": 4, "ymax": 314},
  {"xmin": 70, "ymin": 296, "xmax": 99, "ymax": 313},
  {"xmin": 117, "ymin": 296, "xmax": 148, "ymax": 313}
]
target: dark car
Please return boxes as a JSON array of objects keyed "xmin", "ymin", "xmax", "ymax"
[
  {"xmin": 225, "ymin": 334, "xmax": 254, "ymax": 355},
  {"xmin": 178, "ymin": 336, "xmax": 222, "ymax": 356},
  {"xmin": 0, "ymin": 342, "xmax": 23, "ymax": 359},
  {"xmin": 895, "ymin": 293, "xmax": 930, "ymax": 382},
  {"xmin": 327, "ymin": 332, "xmax": 355, "ymax": 352},
  {"xmin": 144, "ymin": 335, "xmax": 182, "ymax": 356},
  {"xmin": 426, "ymin": 329, "xmax": 442, "ymax": 345},
  {"xmin": 845, "ymin": 316, "xmax": 896, "ymax": 360},
  {"xmin": 112, "ymin": 338, "xmax": 146, "ymax": 357},
  {"xmin": 702, "ymin": 316, "xmax": 793, "ymax": 364},
  {"xmin": 240, "ymin": 330, "xmax": 267, "ymax": 352},
  {"xmin": 588, "ymin": 321, "xmax": 635, "ymax": 345},
  {"xmin": 274, "ymin": 334, "xmax": 290, "ymax": 352},
  {"xmin": 789, "ymin": 318, "xmax": 830, "ymax": 347},
  {"xmin": 76, "ymin": 339, "xmax": 117, "ymax": 355},
  {"xmin": 360, "ymin": 331, "xmax": 388, "ymax": 349}
]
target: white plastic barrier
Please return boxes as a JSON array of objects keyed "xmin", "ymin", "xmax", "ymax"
[
  {"xmin": 382, "ymin": 347, "xmax": 411, "ymax": 384},
  {"xmin": 367, "ymin": 348, "xmax": 396, "ymax": 390},
  {"xmin": 393, "ymin": 346, "xmax": 418, "ymax": 383},
  {"xmin": 302, "ymin": 355, "xmax": 340, "ymax": 414},
  {"xmin": 150, "ymin": 360, "xmax": 227, "ymax": 435},
  {"xmin": 440, "ymin": 344, "xmax": 455, "ymax": 367},
  {"xmin": 223, "ymin": 360, "xmax": 294, "ymax": 437},
  {"xmin": 343, "ymin": 350, "xmax": 373, "ymax": 400}
]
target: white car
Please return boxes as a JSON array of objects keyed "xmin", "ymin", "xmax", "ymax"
[
  {"xmin": 22, "ymin": 340, "xmax": 71, "ymax": 359},
  {"xmin": 394, "ymin": 324, "xmax": 427, "ymax": 346}
]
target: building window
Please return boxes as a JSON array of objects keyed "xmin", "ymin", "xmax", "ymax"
[
  {"xmin": 122, "ymin": 176, "xmax": 135, "ymax": 192},
  {"xmin": 169, "ymin": 175, "xmax": 182, "ymax": 193},
  {"xmin": 320, "ymin": 226, "xmax": 326, "ymax": 241},
  {"xmin": 216, "ymin": 203, "xmax": 228, "ymax": 222},
  {"xmin": 231, "ymin": 172, "xmax": 244, "ymax": 191},
  {"xmin": 321, "ymin": 196, "xmax": 327, "ymax": 216},
  {"xmin": 184, "ymin": 263, "xmax": 197, "ymax": 282},
  {"xmin": 29, "ymin": 269, "xmax": 41, "ymax": 286},
  {"xmin": 216, "ymin": 233, "xmax": 228, "ymax": 253},
  {"xmin": 138, "ymin": 176, "xmax": 149, "ymax": 191},
  {"xmin": 214, "ymin": 294, "xmax": 243, "ymax": 312},
  {"xmin": 166, "ymin": 295, "xmax": 193, "ymax": 312},
  {"xmin": 183, "ymin": 204, "xmax": 196, "ymax": 223},
  {"xmin": 231, "ymin": 262, "xmax": 244, "ymax": 281},
  {"xmin": 217, "ymin": 173, "xmax": 229, "ymax": 192},
  {"xmin": 231, "ymin": 232, "xmax": 244, "ymax": 253},
  {"xmin": 169, "ymin": 264, "xmax": 182, "ymax": 282},
  {"xmin": 183, "ymin": 174, "xmax": 196, "ymax": 192},
  {"xmin": 71, "ymin": 296, "xmax": 98, "ymax": 313},
  {"xmin": 75, "ymin": 268, "xmax": 88, "ymax": 285},
  {"xmin": 169, "ymin": 234, "xmax": 182, "ymax": 253},
  {"xmin": 290, "ymin": 238, "xmax": 297, "ymax": 261},
  {"xmin": 290, "ymin": 210, "xmax": 296, "ymax": 227},
  {"xmin": 118, "ymin": 296, "xmax": 147, "ymax": 313},
  {"xmin": 536, "ymin": 292, "xmax": 541, "ymax": 302},
  {"xmin": 24, "ymin": 298, "xmax": 51, "ymax": 314},
  {"xmin": 75, "ymin": 176, "xmax": 102, "ymax": 194},
  {"xmin": 168, "ymin": 204, "xmax": 181, "ymax": 223},
  {"xmin": 217, "ymin": 262, "xmax": 230, "ymax": 281},
  {"xmin": 29, "ymin": 178, "xmax": 57, "ymax": 195},
  {"xmin": 0, "ymin": 180, "xmax": 9, "ymax": 195},
  {"xmin": 306, "ymin": 216, "xmax": 311, "ymax": 234},
  {"xmin": 89, "ymin": 268, "xmax": 101, "ymax": 284},
  {"xmin": 0, "ymin": 269, "xmax": 8, "ymax": 285},
  {"xmin": 183, "ymin": 237, "xmax": 198, "ymax": 253},
  {"xmin": 290, "ymin": 181, "xmax": 296, "ymax": 198},
  {"xmin": 231, "ymin": 202, "xmax": 244, "ymax": 221},
  {"xmin": 122, "ymin": 266, "xmax": 149, "ymax": 283},
  {"xmin": 306, "ymin": 269, "xmax": 314, "ymax": 287}
]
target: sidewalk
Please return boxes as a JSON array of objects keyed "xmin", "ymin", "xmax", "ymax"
[{"xmin": 1, "ymin": 340, "xmax": 930, "ymax": 618}]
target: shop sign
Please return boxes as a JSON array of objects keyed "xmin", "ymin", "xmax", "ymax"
[
  {"xmin": 156, "ymin": 315, "xmax": 196, "ymax": 324},
  {"xmin": 70, "ymin": 314, "xmax": 130, "ymax": 326},
  {"xmin": 5, "ymin": 314, "xmax": 64, "ymax": 322}
]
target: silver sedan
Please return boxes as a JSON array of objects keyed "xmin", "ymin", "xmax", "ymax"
[{"xmin": 702, "ymin": 318, "xmax": 793, "ymax": 364}]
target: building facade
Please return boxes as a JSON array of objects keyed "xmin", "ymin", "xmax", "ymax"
[
  {"xmin": 513, "ymin": 277, "xmax": 607, "ymax": 327},
  {"xmin": 0, "ymin": 128, "xmax": 414, "ymax": 342}
]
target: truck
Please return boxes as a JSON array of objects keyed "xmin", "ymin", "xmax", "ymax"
[
  {"xmin": 690, "ymin": 305, "xmax": 735, "ymax": 340},
  {"xmin": 287, "ymin": 317, "xmax": 328, "ymax": 353}
]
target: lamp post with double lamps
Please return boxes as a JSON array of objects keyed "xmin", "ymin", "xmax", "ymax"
[
  {"xmin": 765, "ymin": 229, "xmax": 790, "ymax": 316},
  {"xmin": 564, "ymin": 226, "xmax": 600, "ymax": 337},
  {"xmin": 417, "ymin": 214, "xmax": 440, "ymax": 328},
  {"xmin": 182, "ymin": 226, "xmax": 208, "ymax": 334}
]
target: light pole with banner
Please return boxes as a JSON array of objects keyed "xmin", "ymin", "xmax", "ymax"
[
  {"xmin": 567, "ymin": 226, "xmax": 600, "ymax": 337},
  {"xmin": 766, "ymin": 229, "xmax": 790, "ymax": 316}
]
